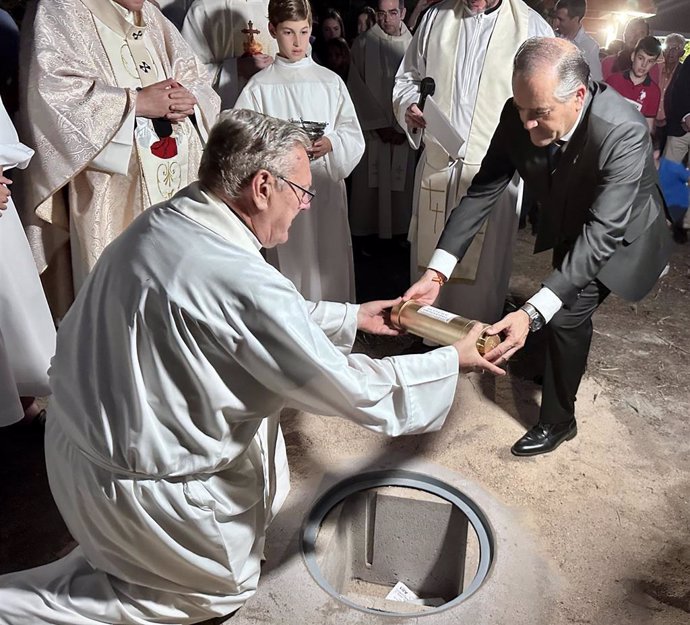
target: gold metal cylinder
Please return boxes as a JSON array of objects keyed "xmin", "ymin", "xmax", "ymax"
[{"xmin": 390, "ymin": 301, "xmax": 500, "ymax": 355}]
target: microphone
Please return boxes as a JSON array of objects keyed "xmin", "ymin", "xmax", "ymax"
[{"xmin": 412, "ymin": 77, "xmax": 435, "ymax": 134}]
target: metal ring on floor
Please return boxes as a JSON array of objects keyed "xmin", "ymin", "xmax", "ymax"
[{"xmin": 300, "ymin": 469, "xmax": 495, "ymax": 617}]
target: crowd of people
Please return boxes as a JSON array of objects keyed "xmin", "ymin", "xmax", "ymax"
[{"xmin": 0, "ymin": 0, "xmax": 685, "ymax": 623}]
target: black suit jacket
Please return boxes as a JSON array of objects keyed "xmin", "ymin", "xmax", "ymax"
[
  {"xmin": 665, "ymin": 59, "xmax": 690, "ymax": 137},
  {"xmin": 437, "ymin": 81, "xmax": 672, "ymax": 307}
]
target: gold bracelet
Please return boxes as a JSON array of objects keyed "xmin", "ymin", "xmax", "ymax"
[{"xmin": 430, "ymin": 269, "xmax": 447, "ymax": 286}]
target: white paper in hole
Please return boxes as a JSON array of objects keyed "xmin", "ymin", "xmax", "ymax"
[
  {"xmin": 386, "ymin": 581, "xmax": 419, "ymax": 603},
  {"xmin": 424, "ymin": 95, "xmax": 465, "ymax": 159},
  {"xmin": 386, "ymin": 582, "xmax": 446, "ymax": 607}
]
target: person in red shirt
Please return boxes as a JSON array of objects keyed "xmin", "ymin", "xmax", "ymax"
[
  {"xmin": 601, "ymin": 17, "xmax": 660, "ymax": 84},
  {"xmin": 606, "ymin": 36, "xmax": 662, "ymax": 132}
]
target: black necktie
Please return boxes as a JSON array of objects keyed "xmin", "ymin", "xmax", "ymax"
[{"xmin": 548, "ymin": 141, "xmax": 565, "ymax": 175}]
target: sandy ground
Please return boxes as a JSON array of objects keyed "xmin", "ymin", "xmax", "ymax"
[{"xmin": 0, "ymin": 229, "xmax": 688, "ymax": 623}]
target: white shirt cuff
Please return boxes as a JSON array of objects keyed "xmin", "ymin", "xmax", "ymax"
[
  {"xmin": 527, "ymin": 287, "xmax": 562, "ymax": 324},
  {"xmin": 428, "ymin": 249, "xmax": 458, "ymax": 280}
]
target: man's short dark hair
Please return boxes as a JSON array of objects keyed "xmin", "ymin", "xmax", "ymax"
[
  {"xmin": 555, "ymin": 0, "xmax": 586, "ymax": 20},
  {"xmin": 634, "ymin": 36, "xmax": 662, "ymax": 59}
]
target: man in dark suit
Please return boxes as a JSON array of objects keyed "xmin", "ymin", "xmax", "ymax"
[
  {"xmin": 662, "ymin": 53, "xmax": 689, "ymax": 242},
  {"xmin": 664, "ymin": 52, "xmax": 690, "ymax": 155},
  {"xmin": 663, "ymin": 55, "xmax": 690, "ymax": 172},
  {"xmin": 405, "ymin": 37, "xmax": 672, "ymax": 456}
]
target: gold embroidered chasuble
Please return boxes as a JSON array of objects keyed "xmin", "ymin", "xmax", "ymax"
[
  {"xmin": 92, "ymin": 0, "xmax": 199, "ymax": 208},
  {"xmin": 17, "ymin": 0, "xmax": 220, "ymax": 317}
]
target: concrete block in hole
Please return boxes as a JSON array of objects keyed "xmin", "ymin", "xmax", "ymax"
[{"xmin": 351, "ymin": 487, "xmax": 468, "ymax": 600}]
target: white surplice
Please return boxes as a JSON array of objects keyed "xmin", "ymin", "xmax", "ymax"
[
  {"xmin": 0, "ymin": 182, "xmax": 459, "ymax": 624},
  {"xmin": 393, "ymin": 0, "xmax": 552, "ymax": 323},
  {"xmin": 235, "ymin": 55, "xmax": 364, "ymax": 302},
  {"xmin": 0, "ymin": 98, "xmax": 55, "ymax": 426},
  {"xmin": 182, "ymin": 0, "xmax": 278, "ymax": 107},
  {"xmin": 348, "ymin": 24, "xmax": 415, "ymax": 239}
]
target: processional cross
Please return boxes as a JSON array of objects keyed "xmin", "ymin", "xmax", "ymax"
[{"xmin": 242, "ymin": 20, "xmax": 264, "ymax": 55}]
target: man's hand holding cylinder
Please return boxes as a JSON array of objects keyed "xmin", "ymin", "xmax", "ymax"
[
  {"xmin": 453, "ymin": 324, "xmax": 505, "ymax": 376},
  {"xmin": 403, "ymin": 268, "xmax": 444, "ymax": 305},
  {"xmin": 483, "ymin": 310, "xmax": 531, "ymax": 364},
  {"xmin": 357, "ymin": 298, "xmax": 402, "ymax": 336}
]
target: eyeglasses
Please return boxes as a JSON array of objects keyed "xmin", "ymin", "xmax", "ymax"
[
  {"xmin": 376, "ymin": 9, "xmax": 400, "ymax": 18},
  {"xmin": 278, "ymin": 175, "xmax": 316, "ymax": 206}
]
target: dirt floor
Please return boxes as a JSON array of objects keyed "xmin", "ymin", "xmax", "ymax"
[
  {"xmin": 0, "ymin": 229, "xmax": 688, "ymax": 623},
  {"xmin": 398, "ymin": 230, "xmax": 688, "ymax": 623},
  {"xmin": 285, "ymin": 229, "xmax": 690, "ymax": 624}
]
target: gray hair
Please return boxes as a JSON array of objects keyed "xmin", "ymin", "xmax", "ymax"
[
  {"xmin": 199, "ymin": 109, "xmax": 310, "ymax": 201},
  {"xmin": 665, "ymin": 33, "xmax": 686, "ymax": 49},
  {"xmin": 513, "ymin": 37, "xmax": 590, "ymax": 103}
]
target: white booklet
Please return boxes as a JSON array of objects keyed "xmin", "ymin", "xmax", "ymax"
[{"xmin": 424, "ymin": 95, "xmax": 465, "ymax": 159}]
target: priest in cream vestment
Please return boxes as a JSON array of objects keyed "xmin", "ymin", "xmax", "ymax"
[
  {"xmin": 182, "ymin": 0, "xmax": 278, "ymax": 107},
  {"xmin": 18, "ymin": 0, "xmax": 220, "ymax": 317},
  {"xmin": 393, "ymin": 0, "xmax": 552, "ymax": 322},
  {"xmin": 348, "ymin": 1, "xmax": 415, "ymax": 239},
  {"xmin": 0, "ymin": 110, "xmax": 504, "ymax": 625}
]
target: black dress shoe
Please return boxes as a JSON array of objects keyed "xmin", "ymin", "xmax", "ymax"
[{"xmin": 511, "ymin": 420, "xmax": 577, "ymax": 456}]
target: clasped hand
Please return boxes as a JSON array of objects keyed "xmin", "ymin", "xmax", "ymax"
[{"xmin": 135, "ymin": 79, "xmax": 197, "ymax": 122}]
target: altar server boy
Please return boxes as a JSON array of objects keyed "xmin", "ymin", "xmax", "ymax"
[{"xmin": 235, "ymin": 0, "xmax": 364, "ymax": 302}]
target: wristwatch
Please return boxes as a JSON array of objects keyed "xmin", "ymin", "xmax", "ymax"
[{"xmin": 520, "ymin": 303, "xmax": 545, "ymax": 332}]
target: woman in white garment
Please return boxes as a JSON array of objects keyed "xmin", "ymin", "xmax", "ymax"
[
  {"xmin": 0, "ymin": 97, "xmax": 55, "ymax": 427},
  {"xmin": 235, "ymin": 0, "xmax": 364, "ymax": 303}
]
